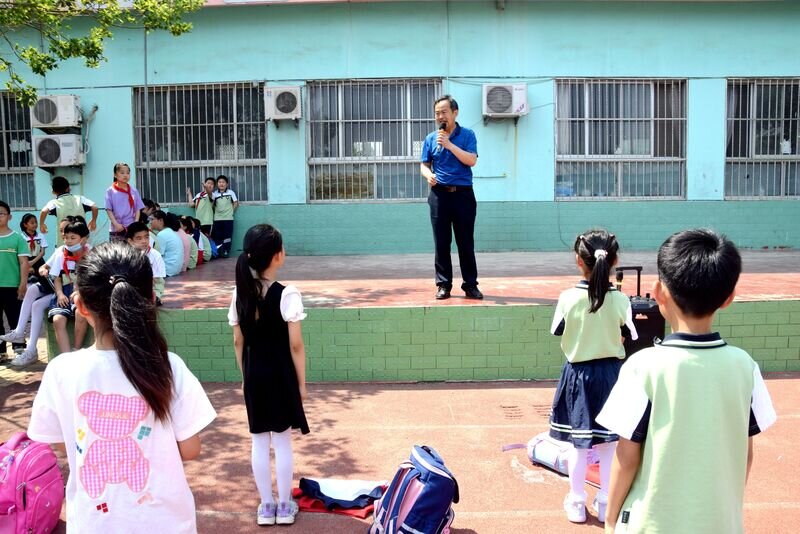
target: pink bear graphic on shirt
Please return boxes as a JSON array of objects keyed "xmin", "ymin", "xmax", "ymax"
[{"xmin": 78, "ymin": 392, "xmax": 151, "ymax": 499}]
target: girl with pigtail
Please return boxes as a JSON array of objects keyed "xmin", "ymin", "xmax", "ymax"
[
  {"xmin": 548, "ymin": 229, "xmax": 638, "ymax": 525},
  {"xmin": 27, "ymin": 242, "xmax": 216, "ymax": 533},
  {"xmin": 228, "ymin": 224, "xmax": 309, "ymax": 526}
]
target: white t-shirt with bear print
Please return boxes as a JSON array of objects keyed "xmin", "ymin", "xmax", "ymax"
[{"xmin": 28, "ymin": 348, "xmax": 216, "ymax": 534}]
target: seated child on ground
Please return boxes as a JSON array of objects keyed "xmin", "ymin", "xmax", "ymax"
[
  {"xmin": 180, "ymin": 216, "xmax": 200, "ymax": 269},
  {"xmin": 127, "ymin": 221, "xmax": 166, "ymax": 306}
]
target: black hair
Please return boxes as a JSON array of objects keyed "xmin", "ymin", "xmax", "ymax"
[
  {"xmin": 62, "ymin": 214, "xmax": 86, "ymax": 226},
  {"xmin": 191, "ymin": 216, "xmax": 201, "ymax": 227},
  {"xmin": 63, "ymin": 218, "xmax": 90, "ymax": 239},
  {"xmin": 657, "ymin": 228, "xmax": 741, "ymax": 318},
  {"xmin": 52, "ymin": 176, "xmax": 70, "ymax": 195},
  {"xmin": 0, "ymin": 200, "xmax": 10, "ymax": 215},
  {"xmin": 574, "ymin": 229, "xmax": 619, "ymax": 313},
  {"xmin": 204, "ymin": 177, "xmax": 216, "ymax": 184},
  {"xmin": 179, "ymin": 216, "xmax": 194, "ymax": 232},
  {"xmin": 142, "ymin": 198, "xmax": 158, "ymax": 211},
  {"xmin": 75, "ymin": 242, "xmax": 173, "ymax": 422},
  {"xmin": 150, "ymin": 209, "xmax": 167, "ymax": 222},
  {"xmin": 434, "ymin": 94, "xmax": 459, "ymax": 111},
  {"xmin": 235, "ymin": 224, "xmax": 283, "ymax": 339},
  {"xmin": 113, "ymin": 162, "xmax": 130, "ymax": 175},
  {"xmin": 126, "ymin": 221, "xmax": 150, "ymax": 240},
  {"xmin": 19, "ymin": 213, "xmax": 36, "ymax": 233},
  {"xmin": 216, "ymin": 174, "xmax": 229, "ymax": 184},
  {"xmin": 164, "ymin": 213, "xmax": 181, "ymax": 232}
]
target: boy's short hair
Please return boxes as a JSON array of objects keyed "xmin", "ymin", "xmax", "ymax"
[
  {"xmin": 164, "ymin": 213, "xmax": 181, "ymax": 232},
  {"xmin": 126, "ymin": 221, "xmax": 150, "ymax": 239},
  {"xmin": 0, "ymin": 199, "xmax": 10, "ymax": 214},
  {"xmin": 52, "ymin": 176, "xmax": 70, "ymax": 195},
  {"xmin": 63, "ymin": 218, "xmax": 90, "ymax": 238},
  {"xmin": 657, "ymin": 228, "xmax": 741, "ymax": 317}
]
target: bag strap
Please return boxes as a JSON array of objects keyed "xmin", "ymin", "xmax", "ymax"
[
  {"xmin": 1, "ymin": 432, "xmax": 29, "ymax": 451},
  {"xmin": 387, "ymin": 466, "xmax": 419, "ymax": 531}
]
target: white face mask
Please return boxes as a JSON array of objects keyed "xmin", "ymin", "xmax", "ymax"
[{"xmin": 65, "ymin": 243, "xmax": 83, "ymax": 253}]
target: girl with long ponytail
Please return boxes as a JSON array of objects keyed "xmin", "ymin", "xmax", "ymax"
[
  {"xmin": 27, "ymin": 242, "xmax": 216, "ymax": 533},
  {"xmin": 547, "ymin": 229, "xmax": 638, "ymax": 525},
  {"xmin": 229, "ymin": 224, "xmax": 309, "ymax": 527}
]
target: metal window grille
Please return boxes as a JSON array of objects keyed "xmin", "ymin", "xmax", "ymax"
[
  {"xmin": 307, "ymin": 79, "xmax": 441, "ymax": 201},
  {"xmin": 555, "ymin": 79, "xmax": 686, "ymax": 200},
  {"xmin": 133, "ymin": 82, "xmax": 267, "ymax": 204},
  {"xmin": 0, "ymin": 92, "xmax": 35, "ymax": 209},
  {"xmin": 725, "ymin": 78, "xmax": 800, "ymax": 198}
]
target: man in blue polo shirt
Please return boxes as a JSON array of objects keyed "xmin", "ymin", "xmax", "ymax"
[{"xmin": 420, "ymin": 95, "xmax": 482, "ymax": 300}]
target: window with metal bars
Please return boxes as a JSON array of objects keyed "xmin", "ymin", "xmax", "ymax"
[
  {"xmin": 725, "ymin": 78, "xmax": 800, "ymax": 198},
  {"xmin": 555, "ymin": 79, "xmax": 686, "ymax": 199},
  {"xmin": 0, "ymin": 93, "xmax": 35, "ymax": 209},
  {"xmin": 133, "ymin": 83, "xmax": 267, "ymax": 204},
  {"xmin": 307, "ymin": 79, "xmax": 441, "ymax": 201}
]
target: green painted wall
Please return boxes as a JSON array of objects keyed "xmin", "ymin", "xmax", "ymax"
[
  {"xmin": 169, "ymin": 199, "xmax": 799, "ymax": 254},
  {"xmin": 142, "ymin": 300, "xmax": 800, "ymax": 383}
]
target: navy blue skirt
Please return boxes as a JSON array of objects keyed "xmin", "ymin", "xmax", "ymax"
[{"xmin": 549, "ymin": 357, "xmax": 622, "ymax": 449}]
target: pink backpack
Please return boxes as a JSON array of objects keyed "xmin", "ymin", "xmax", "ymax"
[{"xmin": 0, "ymin": 432, "xmax": 64, "ymax": 534}]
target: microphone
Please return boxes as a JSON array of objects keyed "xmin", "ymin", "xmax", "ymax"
[{"xmin": 434, "ymin": 122, "xmax": 446, "ymax": 155}]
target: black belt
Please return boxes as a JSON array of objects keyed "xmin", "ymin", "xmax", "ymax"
[{"xmin": 433, "ymin": 184, "xmax": 472, "ymax": 192}]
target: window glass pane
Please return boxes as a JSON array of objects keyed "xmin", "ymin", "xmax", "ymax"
[
  {"xmin": 588, "ymin": 120, "xmax": 619, "ymax": 155},
  {"xmin": 588, "ymin": 83, "xmax": 619, "ymax": 119},
  {"xmin": 134, "ymin": 84, "xmax": 267, "ymax": 203},
  {"xmin": 621, "ymin": 162, "xmax": 682, "ymax": 197},
  {"xmin": 308, "ymin": 79, "xmax": 439, "ymax": 200}
]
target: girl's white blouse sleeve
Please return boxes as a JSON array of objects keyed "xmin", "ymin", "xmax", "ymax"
[
  {"xmin": 227, "ymin": 288, "xmax": 238, "ymax": 326},
  {"xmin": 280, "ymin": 285, "xmax": 307, "ymax": 322}
]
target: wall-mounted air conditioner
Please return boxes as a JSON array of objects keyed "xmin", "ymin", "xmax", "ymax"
[
  {"xmin": 482, "ymin": 84, "xmax": 528, "ymax": 119},
  {"xmin": 265, "ymin": 86, "xmax": 302, "ymax": 121},
  {"xmin": 33, "ymin": 134, "xmax": 85, "ymax": 167},
  {"xmin": 30, "ymin": 95, "xmax": 82, "ymax": 129}
]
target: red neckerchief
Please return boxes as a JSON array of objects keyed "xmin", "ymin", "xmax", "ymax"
[
  {"xmin": 26, "ymin": 232, "xmax": 36, "ymax": 252},
  {"xmin": 112, "ymin": 182, "xmax": 134, "ymax": 208},
  {"xmin": 62, "ymin": 247, "xmax": 84, "ymax": 278}
]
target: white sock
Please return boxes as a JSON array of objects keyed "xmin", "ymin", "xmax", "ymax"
[
  {"xmin": 595, "ymin": 441, "xmax": 617, "ymax": 500},
  {"xmin": 567, "ymin": 446, "xmax": 589, "ymax": 501},
  {"xmin": 251, "ymin": 432, "xmax": 274, "ymax": 504},
  {"xmin": 271, "ymin": 429, "xmax": 294, "ymax": 504}
]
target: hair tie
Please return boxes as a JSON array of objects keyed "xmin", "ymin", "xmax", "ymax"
[
  {"xmin": 109, "ymin": 275, "xmax": 127, "ymax": 287},
  {"xmin": 594, "ymin": 249, "xmax": 608, "ymax": 260}
]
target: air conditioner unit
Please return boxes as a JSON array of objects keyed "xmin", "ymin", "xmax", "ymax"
[
  {"xmin": 265, "ymin": 86, "xmax": 301, "ymax": 121},
  {"xmin": 33, "ymin": 134, "xmax": 85, "ymax": 167},
  {"xmin": 482, "ymin": 84, "xmax": 528, "ymax": 119},
  {"xmin": 30, "ymin": 95, "xmax": 82, "ymax": 129}
]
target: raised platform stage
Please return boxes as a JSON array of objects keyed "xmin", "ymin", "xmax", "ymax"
[
  {"xmin": 139, "ymin": 250, "xmax": 800, "ymax": 382},
  {"xmin": 45, "ymin": 250, "xmax": 800, "ymax": 382}
]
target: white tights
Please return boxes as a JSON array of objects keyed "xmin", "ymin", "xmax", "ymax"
[
  {"xmin": 251, "ymin": 429, "xmax": 293, "ymax": 505},
  {"xmin": 567, "ymin": 442, "xmax": 616, "ymax": 502},
  {"xmin": 11, "ymin": 285, "xmax": 49, "ymax": 347}
]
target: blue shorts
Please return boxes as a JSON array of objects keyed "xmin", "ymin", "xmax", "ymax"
[{"xmin": 48, "ymin": 284, "xmax": 76, "ymax": 322}]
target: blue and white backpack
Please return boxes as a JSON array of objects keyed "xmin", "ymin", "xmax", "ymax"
[{"xmin": 369, "ymin": 445, "xmax": 459, "ymax": 534}]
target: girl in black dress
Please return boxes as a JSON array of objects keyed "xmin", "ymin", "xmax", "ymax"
[{"xmin": 229, "ymin": 224, "xmax": 309, "ymax": 526}]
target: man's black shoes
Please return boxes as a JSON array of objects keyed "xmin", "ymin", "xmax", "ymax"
[
  {"xmin": 464, "ymin": 287, "xmax": 484, "ymax": 300},
  {"xmin": 436, "ymin": 287, "xmax": 451, "ymax": 300}
]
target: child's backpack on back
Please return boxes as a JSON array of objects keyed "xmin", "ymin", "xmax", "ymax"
[
  {"xmin": 369, "ymin": 445, "xmax": 459, "ymax": 534},
  {"xmin": 0, "ymin": 432, "xmax": 64, "ymax": 534}
]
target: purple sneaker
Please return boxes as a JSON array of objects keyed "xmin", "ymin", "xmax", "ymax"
[
  {"xmin": 257, "ymin": 502, "xmax": 276, "ymax": 526},
  {"xmin": 275, "ymin": 501, "xmax": 299, "ymax": 525}
]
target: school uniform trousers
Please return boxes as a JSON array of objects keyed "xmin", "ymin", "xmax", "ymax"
[{"xmin": 0, "ymin": 287, "xmax": 25, "ymax": 352}]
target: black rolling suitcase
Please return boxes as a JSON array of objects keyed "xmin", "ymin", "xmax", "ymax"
[{"xmin": 615, "ymin": 266, "xmax": 665, "ymax": 357}]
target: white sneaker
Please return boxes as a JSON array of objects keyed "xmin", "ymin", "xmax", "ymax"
[
  {"xmin": 10, "ymin": 349, "xmax": 38, "ymax": 367},
  {"xmin": 275, "ymin": 500, "xmax": 299, "ymax": 525},
  {"xmin": 564, "ymin": 494, "xmax": 587, "ymax": 523},
  {"xmin": 0, "ymin": 331, "xmax": 25, "ymax": 344},
  {"xmin": 592, "ymin": 496, "xmax": 608, "ymax": 523}
]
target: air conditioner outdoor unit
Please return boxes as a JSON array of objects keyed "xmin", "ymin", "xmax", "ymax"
[
  {"xmin": 30, "ymin": 95, "xmax": 82, "ymax": 129},
  {"xmin": 33, "ymin": 134, "xmax": 85, "ymax": 167},
  {"xmin": 265, "ymin": 86, "xmax": 301, "ymax": 121},
  {"xmin": 482, "ymin": 84, "xmax": 528, "ymax": 119}
]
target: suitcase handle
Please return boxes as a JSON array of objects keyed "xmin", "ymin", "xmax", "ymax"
[{"xmin": 615, "ymin": 266, "xmax": 643, "ymax": 297}]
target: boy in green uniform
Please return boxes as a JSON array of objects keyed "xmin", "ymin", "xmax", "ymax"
[
  {"xmin": 39, "ymin": 176, "xmax": 98, "ymax": 245},
  {"xmin": 186, "ymin": 177, "xmax": 216, "ymax": 236},
  {"xmin": 0, "ymin": 200, "xmax": 30, "ymax": 360},
  {"xmin": 597, "ymin": 228, "xmax": 777, "ymax": 534}
]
